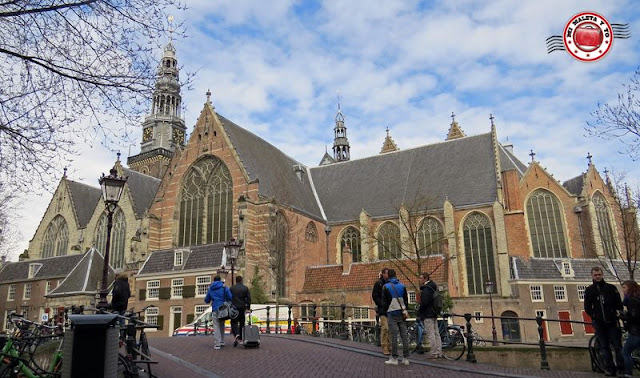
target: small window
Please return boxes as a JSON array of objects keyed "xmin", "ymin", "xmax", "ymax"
[
  {"xmin": 474, "ymin": 311, "xmax": 484, "ymax": 323},
  {"xmin": 195, "ymin": 305, "xmax": 209, "ymax": 317},
  {"xmin": 353, "ymin": 307, "xmax": 369, "ymax": 320},
  {"xmin": 408, "ymin": 291, "xmax": 417, "ymax": 304},
  {"xmin": 577, "ymin": 285, "xmax": 588, "ymax": 301},
  {"xmin": 23, "ymin": 283, "xmax": 32, "ymax": 300},
  {"xmin": 562, "ymin": 262, "xmax": 572, "ymax": 276},
  {"xmin": 145, "ymin": 307, "xmax": 159, "ymax": 326},
  {"xmin": 171, "ymin": 278, "xmax": 184, "ymax": 298},
  {"xmin": 174, "ymin": 250, "xmax": 183, "ymax": 266},
  {"xmin": 196, "ymin": 276, "xmax": 211, "ymax": 297},
  {"xmin": 530, "ymin": 285, "xmax": 544, "ymax": 302},
  {"xmin": 45, "ymin": 281, "xmax": 52, "ymax": 294},
  {"xmin": 28, "ymin": 263, "xmax": 42, "ymax": 279},
  {"xmin": 147, "ymin": 280, "xmax": 160, "ymax": 299},
  {"xmin": 300, "ymin": 303, "xmax": 313, "ymax": 321},
  {"xmin": 554, "ymin": 285, "xmax": 567, "ymax": 301},
  {"xmin": 8, "ymin": 285, "xmax": 15, "ymax": 301}
]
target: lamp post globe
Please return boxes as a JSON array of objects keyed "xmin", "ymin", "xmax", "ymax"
[
  {"xmin": 484, "ymin": 279, "xmax": 498, "ymax": 346},
  {"xmin": 97, "ymin": 166, "xmax": 127, "ymax": 308}
]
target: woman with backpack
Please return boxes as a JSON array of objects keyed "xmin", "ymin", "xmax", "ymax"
[{"xmin": 620, "ymin": 280, "xmax": 640, "ymax": 377}]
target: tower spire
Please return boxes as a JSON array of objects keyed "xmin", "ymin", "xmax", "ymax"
[
  {"xmin": 446, "ymin": 111, "xmax": 466, "ymax": 140},
  {"xmin": 380, "ymin": 127, "xmax": 399, "ymax": 154},
  {"xmin": 332, "ymin": 102, "xmax": 350, "ymax": 162}
]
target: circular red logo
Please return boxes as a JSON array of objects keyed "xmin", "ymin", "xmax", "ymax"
[{"xmin": 563, "ymin": 12, "xmax": 613, "ymax": 62}]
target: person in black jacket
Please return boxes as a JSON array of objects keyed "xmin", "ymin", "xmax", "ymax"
[
  {"xmin": 111, "ymin": 268, "xmax": 131, "ymax": 338},
  {"xmin": 584, "ymin": 266, "xmax": 623, "ymax": 376},
  {"xmin": 372, "ymin": 268, "xmax": 390, "ymax": 355},
  {"xmin": 620, "ymin": 280, "xmax": 640, "ymax": 377},
  {"xmin": 418, "ymin": 272, "xmax": 442, "ymax": 359},
  {"xmin": 230, "ymin": 276, "xmax": 251, "ymax": 346}
]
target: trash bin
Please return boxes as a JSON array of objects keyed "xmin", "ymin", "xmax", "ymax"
[{"xmin": 63, "ymin": 314, "xmax": 119, "ymax": 378}]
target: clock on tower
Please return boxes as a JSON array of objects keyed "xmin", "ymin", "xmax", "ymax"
[
  {"xmin": 172, "ymin": 128, "xmax": 185, "ymax": 145},
  {"xmin": 142, "ymin": 127, "xmax": 153, "ymax": 142}
]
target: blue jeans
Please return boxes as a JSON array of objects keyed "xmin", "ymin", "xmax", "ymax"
[
  {"xmin": 623, "ymin": 333, "xmax": 640, "ymax": 375},
  {"xmin": 594, "ymin": 322, "xmax": 623, "ymax": 373},
  {"xmin": 388, "ymin": 314, "xmax": 409, "ymax": 359}
]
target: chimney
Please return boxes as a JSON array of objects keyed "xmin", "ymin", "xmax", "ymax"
[
  {"xmin": 292, "ymin": 164, "xmax": 305, "ymax": 182},
  {"xmin": 342, "ymin": 244, "xmax": 352, "ymax": 275}
]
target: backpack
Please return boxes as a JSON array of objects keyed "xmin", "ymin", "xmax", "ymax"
[{"xmin": 429, "ymin": 286, "xmax": 443, "ymax": 315}]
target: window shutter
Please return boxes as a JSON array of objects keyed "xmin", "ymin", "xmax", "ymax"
[
  {"xmin": 183, "ymin": 285, "xmax": 196, "ymax": 298},
  {"xmin": 159, "ymin": 287, "xmax": 171, "ymax": 300},
  {"xmin": 139, "ymin": 289, "xmax": 146, "ymax": 300},
  {"xmin": 157, "ymin": 315, "xmax": 164, "ymax": 330}
]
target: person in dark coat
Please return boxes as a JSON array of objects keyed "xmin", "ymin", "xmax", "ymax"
[
  {"xmin": 584, "ymin": 266, "xmax": 623, "ymax": 376},
  {"xmin": 620, "ymin": 280, "xmax": 640, "ymax": 377},
  {"xmin": 371, "ymin": 268, "xmax": 390, "ymax": 355},
  {"xmin": 418, "ymin": 272, "xmax": 442, "ymax": 359},
  {"xmin": 230, "ymin": 276, "xmax": 251, "ymax": 345},
  {"xmin": 111, "ymin": 268, "xmax": 131, "ymax": 338}
]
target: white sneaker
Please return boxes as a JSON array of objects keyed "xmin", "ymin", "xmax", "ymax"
[
  {"xmin": 214, "ymin": 345, "xmax": 221, "ymax": 350},
  {"xmin": 384, "ymin": 357, "xmax": 398, "ymax": 366},
  {"xmin": 401, "ymin": 358, "xmax": 410, "ymax": 366}
]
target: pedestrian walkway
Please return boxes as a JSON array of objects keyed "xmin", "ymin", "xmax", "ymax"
[{"xmin": 148, "ymin": 334, "xmax": 602, "ymax": 377}]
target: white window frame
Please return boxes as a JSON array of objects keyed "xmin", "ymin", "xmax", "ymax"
[
  {"xmin": 554, "ymin": 285, "xmax": 567, "ymax": 302},
  {"xmin": 145, "ymin": 307, "xmax": 159, "ymax": 330},
  {"xmin": 474, "ymin": 311, "xmax": 484, "ymax": 323},
  {"xmin": 28, "ymin": 263, "xmax": 42, "ymax": 279},
  {"xmin": 8, "ymin": 285, "xmax": 15, "ymax": 301},
  {"xmin": 195, "ymin": 305, "xmax": 209, "ymax": 318},
  {"xmin": 561, "ymin": 262, "xmax": 574, "ymax": 277},
  {"xmin": 147, "ymin": 280, "xmax": 160, "ymax": 300},
  {"xmin": 45, "ymin": 281, "xmax": 52, "ymax": 294},
  {"xmin": 174, "ymin": 250, "xmax": 183, "ymax": 266},
  {"xmin": 353, "ymin": 307, "xmax": 368, "ymax": 320},
  {"xmin": 577, "ymin": 285, "xmax": 587, "ymax": 302},
  {"xmin": 408, "ymin": 291, "xmax": 417, "ymax": 304},
  {"xmin": 196, "ymin": 275, "xmax": 211, "ymax": 297},
  {"xmin": 530, "ymin": 285, "xmax": 544, "ymax": 302},
  {"xmin": 23, "ymin": 283, "xmax": 31, "ymax": 300},
  {"xmin": 171, "ymin": 278, "xmax": 184, "ymax": 298}
]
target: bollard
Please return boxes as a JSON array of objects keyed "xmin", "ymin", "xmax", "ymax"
[
  {"xmin": 464, "ymin": 313, "xmax": 477, "ymax": 363},
  {"xmin": 266, "ymin": 306, "xmax": 271, "ymax": 334},
  {"xmin": 536, "ymin": 316, "xmax": 550, "ymax": 370},
  {"xmin": 193, "ymin": 320, "xmax": 197, "ymax": 336},
  {"xmin": 375, "ymin": 314, "xmax": 381, "ymax": 346},
  {"xmin": 312, "ymin": 304, "xmax": 318, "ymax": 337},
  {"xmin": 340, "ymin": 304, "xmax": 347, "ymax": 340},
  {"xmin": 288, "ymin": 305, "xmax": 293, "ymax": 334}
]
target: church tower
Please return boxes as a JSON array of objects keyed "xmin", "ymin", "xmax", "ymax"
[
  {"xmin": 332, "ymin": 104, "xmax": 351, "ymax": 162},
  {"xmin": 128, "ymin": 40, "xmax": 187, "ymax": 178}
]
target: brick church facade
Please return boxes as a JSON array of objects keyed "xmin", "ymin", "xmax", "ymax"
[{"xmin": 0, "ymin": 41, "xmax": 634, "ymax": 343}]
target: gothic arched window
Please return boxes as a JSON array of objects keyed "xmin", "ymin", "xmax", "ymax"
[
  {"xmin": 417, "ymin": 217, "xmax": 444, "ymax": 256},
  {"xmin": 593, "ymin": 192, "xmax": 616, "ymax": 258},
  {"xmin": 305, "ymin": 222, "xmax": 318, "ymax": 243},
  {"xmin": 178, "ymin": 157, "xmax": 233, "ymax": 247},
  {"xmin": 272, "ymin": 212, "xmax": 288, "ymax": 297},
  {"xmin": 42, "ymin": 216, "xmax": 69, "ymax": 258},
  {"xmin": 463, "ymin": 212, "xmax": 495, "ymax": 295},
  {"xmin": 378, "ymin": 222, "xmax": 401, "ymax": 259},
  {"xmin": 341, "ymin": 226, "xmax": 362, "ymax": 262},
  {"xmin": 95, "ymin": 208, "xmax": 127, "ymax": 269},
  {"xmin": 526, "ymin": 189, "xmax": 568, "ymax": 258}
]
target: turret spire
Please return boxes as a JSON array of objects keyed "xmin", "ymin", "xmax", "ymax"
[
  {"xmin": 332, "ymin": 102, "xmax": 350, "ymax": 162},
  {"xmin": 446, "ymin": 111, "xmax": 466, "ymax": 140}
]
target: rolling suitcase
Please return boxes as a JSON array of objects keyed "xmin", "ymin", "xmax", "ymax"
[{"xmin": 242, "ymin": 312, "xmax": 260, "ymax": 348}]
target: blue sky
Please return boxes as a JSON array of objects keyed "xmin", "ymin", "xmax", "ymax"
[{"xmin": 12, "ymin": 0, "xmax": 640, "ymax": 258}]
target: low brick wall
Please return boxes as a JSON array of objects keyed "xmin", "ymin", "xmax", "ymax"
[{"xmin": 469, "ymin": 346, "xmax": 592, "ymax": 372}]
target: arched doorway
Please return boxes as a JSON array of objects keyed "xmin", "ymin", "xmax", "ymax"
[{"xmin": 500, "ymin": 310, "xmax": 521, "ymax": 342}]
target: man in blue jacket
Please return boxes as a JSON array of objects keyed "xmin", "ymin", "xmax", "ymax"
[
  {"xmin": 205, "ymin": 276, "xmax": 233, "ymax": 349},
  {"xmin": 382, "ymin": 269, "xmax": 410, "ymax": 366}
]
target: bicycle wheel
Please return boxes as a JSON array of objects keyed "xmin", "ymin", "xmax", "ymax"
[
  {"xmin": 118, "ymin": 354, "xmax": 139, "ymax": 378},
  {"xmin": 589, "ymin": 335, "xmax": 606, "ymax": 373},
  {"xmin": 139, "ymin": 332, "xmax": 150, "ymax": 359},
  {"xmin": 441, "ymin": 328, "xmax": 465, "ymax": 361}
]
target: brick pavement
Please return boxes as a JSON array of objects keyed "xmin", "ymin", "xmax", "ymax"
[{"xmin": 148, "ymin": 334, "xmax": 603, "ymax": 378}]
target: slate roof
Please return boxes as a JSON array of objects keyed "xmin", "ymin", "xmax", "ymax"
[
  {"xmin": 0, "ymin": 254, "xmax": 84, "ymax": 284},
  {"xmin": 511, "ymin": 257, "xmax": 633, "ymax": 281},
  {"xmin": 309, "ymin": 133, "xmax": 501, "ymax": 222},
  {"xmin": 122, "ymin": 167, "xmax": 162, "ymax": 218},
  {"xmin": 67, "ymin": 180, "xmax": 101, "ymax": 228},
  {"xmin": 563, "ymin": 174, "xmax": 585, "ymax": 197},
  {"xmin": 137, "ymin": 243, "xmax": 225, "ymax": 276},
  {"xmin": 218, "ymin": 114, "xmax": 323, "ymax": 220},
  {"xmin": 499, "ymin": 145, "xmax": 527, "ymax": 177},
  {"xmin": 46, "ymin": 248, "xmax": 114, "ymax": 297},
  {"xmin": 301, "ymin": 256, "xmax": 447, "ymax": 293}
]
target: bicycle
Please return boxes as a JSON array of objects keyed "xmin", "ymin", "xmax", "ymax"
[
  {"xmin": 0, "ymin": 313, "xmax": 64, "ymax": 378},
  {"xmin": 589, "ymin": 333, "xmax": 640, "ymax": 374},
  {"xmin": 408, "ymin": 319, "xmax": 466, "ymax": 360}
]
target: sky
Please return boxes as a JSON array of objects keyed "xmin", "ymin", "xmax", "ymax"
[{"xmin": 9, "ymin": 0, "xmax": 640, "ymax": 260}]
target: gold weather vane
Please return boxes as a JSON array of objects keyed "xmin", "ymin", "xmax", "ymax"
[{"xmin": 168, "ymin": 15, "xmax": 174, "ymax": 41}]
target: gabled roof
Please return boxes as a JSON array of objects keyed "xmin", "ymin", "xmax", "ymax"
[
  {"xmin": 67, "ymin": 180, "xmax": 101, "ymax": 228},
  {"xmin": 122, "ymin": 167, "xmax": 162, "ymax": 218},
  {"xmin": 511, "ymin": 257, "xmax": 632, "ymax": 281},
  {"xmin": 301, "ymin": 256, "xmax": 446, "ymax": 293},
  {"xmin": 137, "ymin": 243, "xmax": 225, "ymax": 276},
  {"xmin": 217, "ymin": 114, "xmax": 323, "ymax": 220},
  {"xmin": 0, "ymin": 254, "xmax": 84, "ymax": 284},
  {"xmin": 563, "ymin": 174, "xmax": 585, "ymax": 197},
  {"xmin": 310, "ymin": 133, "xmax": 501, "ymax": 222},
  {"xmin": 46, "ymin": 248, "xmax": 113, "ymax": 297},
  {"xmin": 499, "ymin": 145, "xmax": 527, "ymax": 177}
]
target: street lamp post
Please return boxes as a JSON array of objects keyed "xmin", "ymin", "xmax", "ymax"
[
  {"xmin": 225, "ymin": 238, "xmax": 242, "ymax": 284},
  {"xmin": 217, "ymin": 266, "xmax": 229, "ymax": 282},
  {"xmin": 97, "ymin": 167, "xmax": 127, "ymax": 308},
  {"xmin": 484, "ymin": 279, "xmax": 498, "ymax": 346}
]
